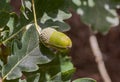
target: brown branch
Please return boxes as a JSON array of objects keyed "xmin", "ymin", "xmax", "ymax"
[{"xmin": 89, "ymin": 35, "xmax": 112, "ymax": 82}]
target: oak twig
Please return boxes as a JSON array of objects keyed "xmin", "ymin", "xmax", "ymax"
[
  {"xmin": 89, "ymin": 34, "xmax": 112, "ymax": 82},
  {"xmin": 32, "ymin": 0, "xmax": 41, "ymax": 34}
]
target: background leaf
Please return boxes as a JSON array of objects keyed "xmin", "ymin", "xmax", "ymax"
[{"xmin": 71, "ymin": 0, "xmax": 119, "ymax": 34}]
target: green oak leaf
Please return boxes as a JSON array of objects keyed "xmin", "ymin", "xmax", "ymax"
[
  {"xmin": 73, "ymin": 78, "xmax": 96, "ymax": 82},
  {"xmin": 61, "ymin": 68, "xmax": 75, "ymax": 81},
  {"xmin": 40, "ymin": 10, "xmax": 71, "ymax": 32},
  {"xmin": 7, "ymin": 13, "xmax": 18, "ymax": 35},
  {"xmin": 44, "ymin": 56, "xmax": 75, "ymax": 82},
  {"xmin": 40, "ymin": 20, "xmax": 71, "ymax": 32},
  {"xmin": 2, "ymin": 25, "xmax": 53, "ymax": 80},
  {"xmin": 48, "ymin": 69, "xmax": 75, "ymax": 82}
]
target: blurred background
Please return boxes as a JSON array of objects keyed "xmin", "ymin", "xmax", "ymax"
[{"xmin": 66, "ymin": 10, "xmax": 120, "ymax": 82}]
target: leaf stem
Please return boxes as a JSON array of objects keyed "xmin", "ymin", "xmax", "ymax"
[{"xmin": 32, "ymin": 0, "xmax": 41, "ymax": 34}]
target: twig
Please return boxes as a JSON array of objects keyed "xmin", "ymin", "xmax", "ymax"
[
  {"xmin": 89, "ymin": 34, "xmax": 112, "ymax": 82},
  {"xmin": 31, "ymin": 0, "xmax": 41, "ymax": 34}
]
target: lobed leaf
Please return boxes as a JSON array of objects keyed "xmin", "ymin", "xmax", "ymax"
[
  {"xmin": 2, "ymin": 25, "xmax": 53, "ymax": 80},
  {"xmin": 40, "ymin": 10, "xmax": 72, "ymax": 32},
  {"xmin": 40, "ymin": 20, "xmax": 71, "ymax": 32}
]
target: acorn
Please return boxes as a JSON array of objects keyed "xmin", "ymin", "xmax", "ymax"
[{"xmin": 39, "ymin": 28, "xmax": 72, "ymax": 51}]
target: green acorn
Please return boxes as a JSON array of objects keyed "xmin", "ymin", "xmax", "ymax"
[{"xmin": 39, "ymin": 28, "xmax": 72, "ymax": 51}]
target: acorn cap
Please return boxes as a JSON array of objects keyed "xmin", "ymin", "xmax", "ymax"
[{"xmin": 40, "ymin": 28, "xmax": 56, "ymax": 44}]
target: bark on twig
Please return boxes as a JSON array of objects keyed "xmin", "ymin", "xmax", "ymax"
[{"xmin": 89, "ymin": 35, "xmax": 112, "ymax": 82}]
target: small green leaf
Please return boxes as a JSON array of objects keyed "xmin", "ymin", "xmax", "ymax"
[
  {"xmin": 60, "ymin": 56, "xmax": 75, "ymax": 81},
  {"xmin": 62, "ymin": 68, "xmax": 75, "ymax": 81},
  {"xmin": 73, "ymin": 78, "xmax": 96, "ymax": 82},
  {"xmin": 60, "ymin": 56, "xmax": 74, "ymax": 72},
  {"xmin": 7, "ymin": 13, "xmax": 18, "ymax": 35},
  {"xmin": 21, "ymin": 0, "xmax": 29, "ymax": 20},
  {"xmin": 7, "ymin": 17, "xmax": 14, "ymax": 35}
]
